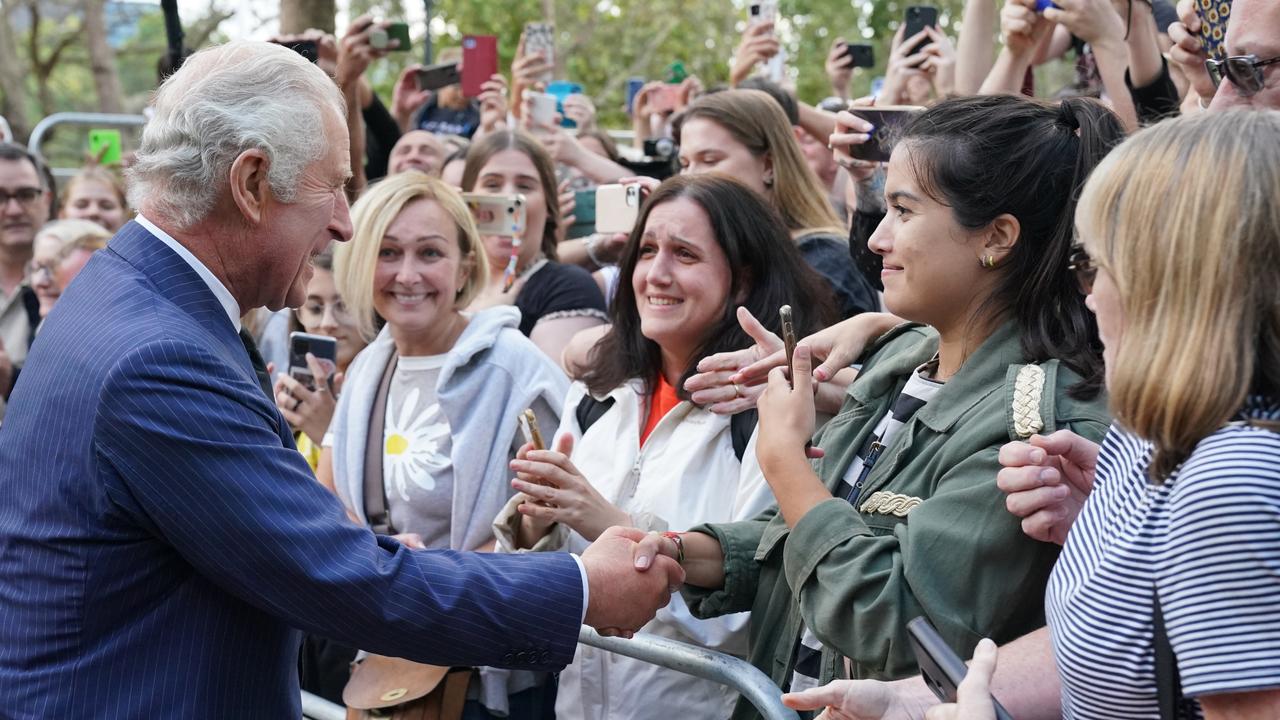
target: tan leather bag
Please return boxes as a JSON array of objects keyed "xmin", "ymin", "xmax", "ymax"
[{"xmin": 343, "ymin": 654, "xmax": 472, "ymax": 720}]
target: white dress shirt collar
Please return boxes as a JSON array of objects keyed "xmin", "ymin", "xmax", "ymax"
[{"xmin": 135, "ymin": 214, "xmax": 242, "ymax": 332}]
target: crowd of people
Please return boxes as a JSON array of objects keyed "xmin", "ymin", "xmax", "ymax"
[{"xmin": 0, "ymin": 0, "xmax": 1276, "ymax": 718}]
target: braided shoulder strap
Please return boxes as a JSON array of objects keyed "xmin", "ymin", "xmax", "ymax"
[{"xmin": 1012, "ymin": 364, "xmax": 1046, "ymax": 438}]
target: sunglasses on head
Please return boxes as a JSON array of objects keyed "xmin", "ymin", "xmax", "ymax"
[{"xmin": 1205, "ymin": 54, "xmax": 1280, "ymax": 96}]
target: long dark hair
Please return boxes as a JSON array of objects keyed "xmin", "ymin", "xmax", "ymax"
[
  {"xmin": 460, "ymin": 130, "xmax": 559, "ymax": 260},
  {"xmin": 899, "ymin": 95, "xmax": 1124, "ymax": 399},
  {"xmin": 581, "ymin": 174, "xmax": 837, "ymax": 399}
]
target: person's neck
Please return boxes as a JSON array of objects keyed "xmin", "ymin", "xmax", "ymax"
[
  {"xmin": 658, "ymin": 347, "xmax": 692, "ymax": 389},
  {"xmin": 147, "ymin": 208, "xmax": 251, "ymax": 309},
  {"xmin": 486, "ymin": 248, "xmax": 544, "ymax": 284},
  {"xmin": 391, "ymin": 312, "xmax": 469, "ymax": 357},
  {"xmin": 0, "ymin": 245, "xmax": 31, "ymax": 296},
  {"xmin": 932, "ymin": 312, "xmax": 1001, "ymax": 382}
]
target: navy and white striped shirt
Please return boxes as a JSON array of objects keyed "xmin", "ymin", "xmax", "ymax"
[{"xmin": 1047, "ymin": 399, "xmax": 1280, "ymax": 719}]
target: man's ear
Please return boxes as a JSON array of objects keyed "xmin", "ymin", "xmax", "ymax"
[
  {"xmin": 983, "ymin": 213, "xmax": 1020, "ymax": 264},
  {"xmin": 228, "ymin": 149, "xmax": 271, "ymax": 226}
]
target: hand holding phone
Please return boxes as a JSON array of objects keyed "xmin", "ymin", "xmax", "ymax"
[
  {"xmin": 843, "ymin": 43, "xmax": 875, "ymax": 69},
  {"xmin": 903, "ymin": 5, "xmax": 939, "ymax": 53},
  {"xmin": 461, "ymin": 34, "xmax": 499, "ymax": 97},
  {"xmin": 848, "ymin": 106, "xmax": 924, "ymax": 163},
  {"xmin": 524, "ymin": 23, "xmax": 555, "ymax": 83},
  {"xmin": 416, "ymin": 62, "xmax": 460, "ymax": 92},
  {"xmin": 906, "ymin": 617, "xmax": 1014, "ymax": 720}
]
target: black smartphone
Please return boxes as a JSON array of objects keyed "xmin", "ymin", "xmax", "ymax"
[
  {"xmin": 277, "ymin": 39, "xmax": 318, "ymax": 63},
  {"xmin": 843, "ymin": 42, "xmax": 875, "ymax": 69},
  {"xmin": 416, "ymin": 61, "xmax": 460, "ymax": 92},
  {"xmin": 288, "ymin": 332, "xmax": 338, "ymax": 391},
  {"xmin": 780, "ymin": 305, "xmax": 796, "ymax": 385},
  {"xmin": 903, "ymin": 6, "xmax": 939, "ymax": 53},
  {"xmin": 906, "ymin": 617, "xmax": 1014, "ymax": 720},
  {"xmin": 848, "ymin": 106, "xmax": 923, "ymax": 163}
]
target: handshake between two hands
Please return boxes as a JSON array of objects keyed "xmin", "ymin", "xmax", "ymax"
[{"xmin": 578, "ymin": 526, "xmax": 685, "ymax": 638}]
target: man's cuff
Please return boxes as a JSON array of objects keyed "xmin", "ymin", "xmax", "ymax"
[{"xmin": 571, "ymin": 553, "xmax": 589, "ymax": 624}]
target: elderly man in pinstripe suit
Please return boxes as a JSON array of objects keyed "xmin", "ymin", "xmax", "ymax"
[{"xmin": 0, "ymin": 41, "xmax": 682, "ymax": 719}]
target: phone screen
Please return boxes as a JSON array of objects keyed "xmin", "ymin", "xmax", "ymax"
[
  {"xmin": 289, "ymin": 332, "xmax": 337, "ymax": 390},
  {"xmin": 88, "ymin": 129, "xmax": 123, "ymax": 166},
  {"xmin": 849, "ymin": 106, "xmax": 923, "ymax": 163}
]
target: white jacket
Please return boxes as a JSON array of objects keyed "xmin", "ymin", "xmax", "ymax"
[{"xmin": 495, "ymin": 379, "xmax": 775, "ymax": 720}]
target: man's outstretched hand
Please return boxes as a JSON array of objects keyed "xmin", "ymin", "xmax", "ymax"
[{"xmin": 580, "ymin": 526, "xmax": 685, "ymax": 638}]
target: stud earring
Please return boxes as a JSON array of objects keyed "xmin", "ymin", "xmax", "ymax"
[{"xmin": 980, "ymin": 255, "xmax": 996, "ymax": 269}]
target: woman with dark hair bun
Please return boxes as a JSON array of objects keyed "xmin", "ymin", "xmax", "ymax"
[
  {"xmin": 635, "ymin": 94, "xmax": 1123, "ymax": 720},
  {"xmin": 494, "ymin": 173, "xmax": 835, "ymax": 720}
]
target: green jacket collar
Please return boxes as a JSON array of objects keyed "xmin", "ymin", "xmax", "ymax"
[{"xmin": 851, "ymin": 320, "xmax": 1025, "ymax": 434}]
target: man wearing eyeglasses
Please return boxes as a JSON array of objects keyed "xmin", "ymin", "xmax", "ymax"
[
  {"xmin": 0, "ymin": 143, "xmax": 51, "ymax": 417},
  {"xmin": 1167, "ymin": 0, "xmax": 1280, "ymax": 111}
]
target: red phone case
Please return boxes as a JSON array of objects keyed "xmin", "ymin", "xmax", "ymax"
[{"xmin": 462, "ymin": 35, "xmax": 499, "ymax": 98}]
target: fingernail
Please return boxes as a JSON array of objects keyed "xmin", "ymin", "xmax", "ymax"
[
  {"xmin": 635, "ymin": 556, "xmax": 651, "ymax": 569},
  {"xmin": 1029, "ymin": 448, "xmax": 1045, "ymax": 464},
  {"xmin": 1039, "ymin": 468, "xmax": 1054, "ymax": 482}
]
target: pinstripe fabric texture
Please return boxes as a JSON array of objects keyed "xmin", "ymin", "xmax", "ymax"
[{"xmin": 0, "ymin": 222, "xmax": 584, "ymax": 719}]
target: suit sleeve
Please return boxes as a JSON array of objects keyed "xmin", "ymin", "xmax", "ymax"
[{"xmin": 93, "ymin": 338, "xmax": 583, "ymax": 670}]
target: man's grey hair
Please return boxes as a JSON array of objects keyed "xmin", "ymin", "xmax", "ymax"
[{"xmin": 126, "ymin": 41, "xmax": 345, "ymax": 229}]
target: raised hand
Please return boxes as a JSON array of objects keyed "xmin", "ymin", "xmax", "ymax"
[
  {"xmin": 826, "ymin": 38, "xmax": 856, "ymax": 99},
  {"xmin": 1167, "ymin": 0, "xmax": 1217, "ymax": 101},
  {"xmin": 273, "ymin": 352, "xmax": 341, "ymax": 446},
  {"xmin": 392, "ymin": 64, "xmax": 434, "ymax": 131},
  {"xmin": 731, "ymin": 20, "xmax": 781, "ymax": 87},
  {"xmin": 996, "ymin": 429, "xmax": 1101, "ymax": 545},
  {"xmin": 685, "ymin": 307, "xmax": 783, "ymax": 414}
]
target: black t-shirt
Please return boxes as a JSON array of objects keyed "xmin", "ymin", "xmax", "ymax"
[
  {"xmin": 415, "ymin": 96, "xmax": 480, "ymax": 138},
  {"xmin": 515, "ymin": 262, "xmax": 609, "ymax": 336}
]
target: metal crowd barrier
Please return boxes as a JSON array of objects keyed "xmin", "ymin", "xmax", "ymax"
[
  {"xmin": 301, "ymin": 690, "xmax": 347, "ymax": 720},
  {"xmin": 578, "ymin": 625, "xmax": 801, "ymax": 720},
  {"xmin": 25, "ymin": 111, "xmax": 147, "ymax": 181}
]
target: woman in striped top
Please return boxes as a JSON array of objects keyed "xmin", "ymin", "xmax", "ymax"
[{"xmin": 782, "ymin": 108, "xmax": 1280, "ymax": 720}]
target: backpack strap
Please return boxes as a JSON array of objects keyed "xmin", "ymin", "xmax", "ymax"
[
  {"xmin": 575, "ymin": 395, "xmax": 616, "ymax": 433},
  {"xmin": 1153, "ymin": 592, "xmax": 1193, "ymax": 720},
  {"xmin": 729, "ymin": 410, "xmax": 758, "ymax": 462},
  {"xmin": 575, "ymin": 396, "xmax": 757, "ymax": 462}
]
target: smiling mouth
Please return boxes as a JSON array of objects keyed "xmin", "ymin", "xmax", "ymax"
[
  {"xmin": 390, "ymin": 291, "xmax": 432, "ymax": 303},
  {"xmin": 648, "ymin": 296, "xmax": 683, "ymax": 307}
]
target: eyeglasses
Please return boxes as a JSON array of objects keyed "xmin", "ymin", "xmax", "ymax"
[
  {"xmin": 0, "ymin": 187, "xmax": 44, "ymax": 207},
  {"xmin": 26, "ymin": 261, "xmax": 56, "ymax": 283},
  {"xmin": 1205, "ymin": 54, "xmax": 1280, "ymax": 96},
  {"xmin": 1067, "ymin": 246, "xmax": 1098, "ymax": 296},
  {"xmin": 295, "ymin": 300, "xmax": 351, "ymax": 326}
]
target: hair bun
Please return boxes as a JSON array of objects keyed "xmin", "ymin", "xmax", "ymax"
[{"xmin": 1057, "ymin": 102, "xmax": 1081, "ymax": 133}]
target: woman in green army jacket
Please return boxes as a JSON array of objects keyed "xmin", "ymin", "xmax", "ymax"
[{"xmin": 638, "ymin": 94, "xmax": 1125, "ymax": 720}]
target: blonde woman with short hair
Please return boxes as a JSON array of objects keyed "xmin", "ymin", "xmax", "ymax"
[
  {"xmin": 674, "ymin": 89, "xmax": 875, "ymax": 317},
  {"xmin": 316, "ymin": 172, "xmax": 569, "ymax": 717},
  {"xmin": 28, "ymin": 219, "xmax": 111, "ymax": 318}
]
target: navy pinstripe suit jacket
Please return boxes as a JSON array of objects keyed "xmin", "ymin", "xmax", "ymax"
[{"xmin": 0, "ymin": 222, "xmax": 584, "ymax": 718}]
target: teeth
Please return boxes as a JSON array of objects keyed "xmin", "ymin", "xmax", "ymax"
[
  {"xmin": 394, "ymin": 293, "xmax": 426, "ymax": 302},
  {"xmin": 649, "ymin": 297, "xmax": 681, "ymax": 306}
]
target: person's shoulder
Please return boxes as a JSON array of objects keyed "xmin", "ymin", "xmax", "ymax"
[
  {"xmin": 1172, "ymin": 423, "xmax": 1280, "ymax": 503},
  {"xmin": 521, "ymin": 262, "xmax": 607, "ymax": 313}
]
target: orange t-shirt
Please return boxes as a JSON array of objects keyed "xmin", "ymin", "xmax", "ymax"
[{"xmin": 640, "ymin": 375, "xmax": 682, "ymax": 447}]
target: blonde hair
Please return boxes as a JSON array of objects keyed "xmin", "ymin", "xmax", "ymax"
[
  {"xmin": 35, "ymin": 218, "xmax": 111, "ymax": 259},
  {"xmin": 676, "ymin": 90, "xmax": 843, "ymax": 235},
  {"xmin": 335, "ymin": 172, "xmax": 489, "ymax": 341},
  {"xmin": 1076, "ymin": 110, "xmax": 1280, "ymax": 481}
]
